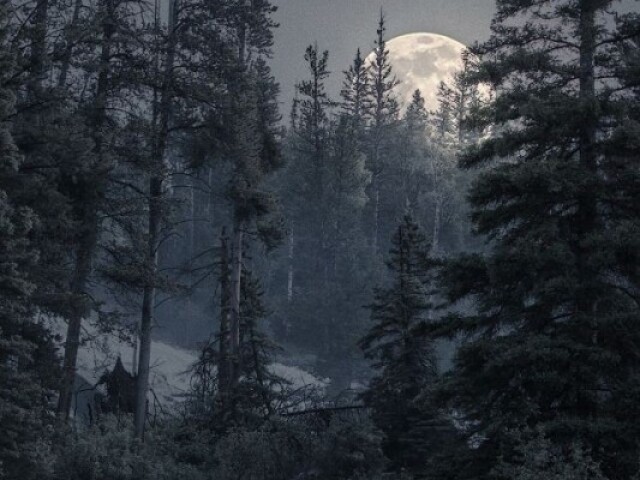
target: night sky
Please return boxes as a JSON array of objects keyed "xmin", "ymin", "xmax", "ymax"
[{"xmin": 270, "ymin": 0, "xmax": 496, "ymax": 114}]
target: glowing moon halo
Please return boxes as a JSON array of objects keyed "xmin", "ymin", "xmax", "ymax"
[{"xmin": 366, "ymin": 32, "xmax": 468, "ymax": 113}]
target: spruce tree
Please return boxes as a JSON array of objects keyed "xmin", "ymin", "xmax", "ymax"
[
  {"xmin": 281, "ymin": 44, "xmax": 378, "ymax": 389},
  {"xmin": 291, "ymin": 43, "xmax": 333, "ymax": 214},
  {"xmin": 360, "ymin": 215, "xmax": 440, "ymax": 475},
  {"xmin": 280, "ymin": 44, "xmax": 335, "ymax": 365},
  {"xmin": 193, "ymin": 237, "xmax": 285, "ymax": 428},
  {"xmin": 318, "ymin": 112, "xmax": 373, "ymax": 390},
  {"xmin": 435, "ymin": 1, "xmax": 640, "ymax": 477},
  {"xmin": 422, "ymin": 87, "xmax": 469, "ymax": 255},
  {"xmin": 236, "ymin": 268, "xmax": 286, "ymax": 418},
  {"xmin": 365, "ymin": 12, "xmax": 399, "ymax": 255},
  {"xmin": 490, "ymin": 428, "xmax": 608, "ymax": 480},
  {"xmin": 341, "ymin": 48, "xmax": 370, "ymax": 132},
  {"xmin": 430, "ymin": 51, "xmax": 484, "ymax": 149},
  {"xmin": 208, "ymin": 51, "xmax": 283, "ymax": 414},
  {"xmin": 223, "ymin": 0, "xmax": 280, "ymax": 397},
  {"xmin": 389, "ymin": 90, "xmax": 430, "ymax": 224}
]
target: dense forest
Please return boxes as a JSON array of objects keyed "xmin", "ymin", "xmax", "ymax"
[{"xmin": 1, "ymin": 0, "xmax": 640, "ymax": 478}]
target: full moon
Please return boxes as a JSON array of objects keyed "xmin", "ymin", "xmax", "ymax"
[{"xmin": 367, "ymin": 33, "xmax": 467, "ymax": 113}]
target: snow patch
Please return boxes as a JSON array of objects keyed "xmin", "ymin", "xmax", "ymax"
[{"xmin": 45, "ymin": 316, "xmax": 327, "ymax": 412}]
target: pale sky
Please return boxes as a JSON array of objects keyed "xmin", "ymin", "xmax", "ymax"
[{"xmin": 270, "ymin": 0, "xmax": 496, "ymax": 114}]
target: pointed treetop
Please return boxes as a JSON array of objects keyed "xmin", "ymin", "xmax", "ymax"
[
  {"xmin": 368, "ymin": 12, "xmax": 399, "ymax": 124},
  {"xmin": 377, "ymin": 9, "xmax": 386, "ymax": 48},
  {"xmin": 341, "ymin": 47, "xmax": 371, "ymax": 120},
  {"xmin": 405, "ymin": 89, "xmax": 429, "ymax": 131}
]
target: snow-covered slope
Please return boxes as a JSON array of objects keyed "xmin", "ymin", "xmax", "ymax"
[{"xmin": 46, "ymin": 316, "xmax": 327, "ymax": 415}]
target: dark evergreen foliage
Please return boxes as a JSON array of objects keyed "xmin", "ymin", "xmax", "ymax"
[
  {"xmin": 360, "ymin": 216, "xmax": 446, "ymax": 476},
  {"xmin": 0, "ymin": 7, "xmax": 59, "ymax": 476},
  {"xmin": 190, "ymin": 247, "xmax": 287, "ymax": 429},
  {"xmin": 97, "ymin": 357, "xmax": 136, "ymax": 415},
  {"xmin": 433, "ymin": 1, "xmax": 640, "ymax": 478},
  {"xmin": 2, "ymin": 0, "xmax": 639, "ymax": 478}
]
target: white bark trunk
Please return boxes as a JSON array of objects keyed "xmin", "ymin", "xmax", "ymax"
[
  {"xmin": 432, "ymin": 195, "xmax": 442, "ymax": 255},
  {"xmin": 229, "ymin": 220, "xmax": 244, "ymax": 386},
  {"xmin": 287, "ymin": 224, "xmax": 294, "ymax": 303}
]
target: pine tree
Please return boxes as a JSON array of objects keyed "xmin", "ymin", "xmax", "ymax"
[
  {"xmin": 341, "ymin": 48, "xmax": 369, "ymax": 131},
  {"xmin": 291, "ymin": 43, "xmax": 333, "ymax": 219},
  {"xmin": 56, "ymin": 0, "xmax": 154, "ymax": 419},
  {"xmin": 388, "ymin": 90, "xmax": 430, "ymax": 222},
  {"xmin": 280, "ymin": 44, "xmax": 334, "ymax": 349},
  {"xmin": 281, "ymin": 44, "xmax": 377, "ymax": 389},
  {"xmin": 427, "ymin": 63, "xmax": 484, "ymax": 255},
  {"xmin": 421, "ymin": 87, "xmax": 462, "ymax": 254},
  {"xmin": 315, "ymin": 84, "xmax": 373, "ymax": 390},
  {"xmin": 365, "ymin": 12, "xmax": 399, "ymax": 255},
  {"xmin": 430, "ymin": 51, "xmax": 484, "ymax": 149},
  {"xmin": 209, "ymin": 0, "xmax": 278, "ymax": 396},
  {"xmin": 490, "ymin": 428, "xmax": 608, "ymax": 480},
  {"xmin": 236, "ymin": 268, "xmax": 286, "ymax": 418},
  {"xmin": 430, "ymin": 81, "xmax": 457, "ymax": 148},
  {"xmin": 193, "ymin": 236, "xmax": 285, "ymax": 428},
  {"xmin": 360, "ymin": 216, "xmax": 440, "ymax": 475},
  {"xmin": 225, "ymin": 77, "xmax": 276, "ymax": 394},
  {"xmin": 435, "ymin": 1, "xmax": 640, "ymax": 477},
  {"xmin": 133, "ymin": 0, "xmax": 180, "ymax": 440},
  {"xmin": 216, "ymin": 0, "xmax": 281, "ymax": 401}
]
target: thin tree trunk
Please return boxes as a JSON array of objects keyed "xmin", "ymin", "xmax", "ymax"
[
  {"xmin": 229, "ymin": 219, "xmax": 244, "ymax": 387},
  {"xmin": 57, "ymin": 0, "xmax": 83, "ymax": 89},
  {"xmin": 248, "ymin": 324, "xmax": 272, "ymax": 415},
  {"xmin": 206, "ymin": 167, "xmax": 213, "ymax": 216},
  {"xmin": 218, "ymin": 230, "xmax": 231, "ymax": 397},
  {"xmin": 28, "ymin": 0, "xmax": 49, "ymax": 95},
  {"xmin": 432, "ymin": 195, "xmax": 442, "ymax": 255},
  {"xmin": 134, "ymin": 176, "xmax": 162, "ymax": 439},
  {"xmin": 57, "ymin": 230, "xmax": 95, "ymax": 418},
  {"xmin": 373, "ymin": 177, "xmax": 380, "ymax": 254},
  {"xmin": 57, "ymin": 0, "xmax": 114, "ymax": 417},
  {"xmin": 287, "ymin": 224, "xmax": 294, "ymax": 303},
  {"xmin": 134, "ymin": 0, "xmax": 178, "ymax": 439},
  {"xmin": 577, "ymin": 3, "xmax": 597, "ymax": 232},
  {"xmin": 186, "ymin": 177, "xmax": 195, "ymax": 345},
  {"xmin": 576, "ymin": 1, "xmax": 598, "ymax": 332},
  {"xmin": 226, "ymin": 6, "xmax": 249, "ymax": 392},
  {"xmin": 132, "ymin": 335, "xmax": 138, "ymax": 375}
]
